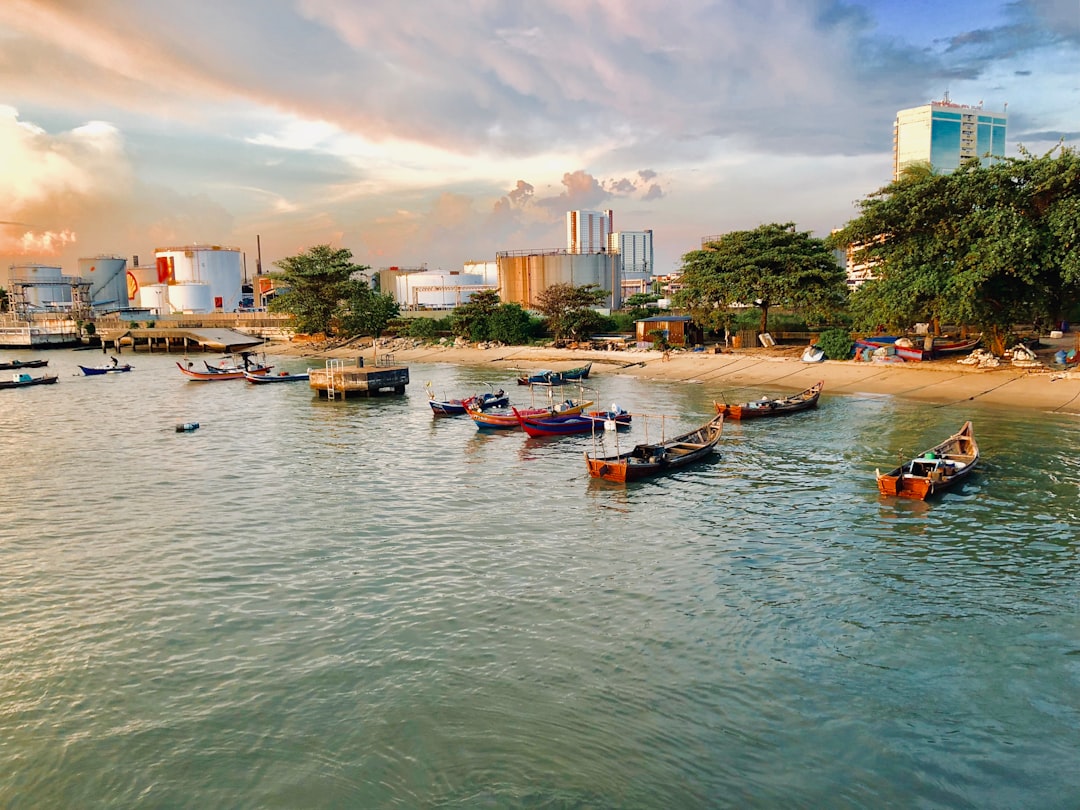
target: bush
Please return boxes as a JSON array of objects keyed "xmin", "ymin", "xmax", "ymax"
[
  {"xmin": 405, "ymin": 318, "xmax": 437, "ymax": 340},
  {"xmin": 816, "ymin": 328, "xmax": 853, "ymax": 360}
]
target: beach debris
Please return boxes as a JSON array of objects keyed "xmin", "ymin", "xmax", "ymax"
[{"xmin": 957, "ymin": 349, "xmax": 1000, "ymax": 368}]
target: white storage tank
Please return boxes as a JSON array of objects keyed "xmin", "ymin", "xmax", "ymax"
[
  {"xmin": 168, "ymin": 282, "xmax": 213, "ymax": 313},
  {"xmin": 78, "ymin": 256, "xmax": 128, "ymax": 311},
  {"xmin": 138, "ymin": 283, "xmax": 170, "ymax": 313},
  {"xmin": 154, "ymin": 245, "xmax": 242, "ymax": 310},
  {"xmin": 7, "ymin": 264, "xmax": 70, "ymax": 308}
]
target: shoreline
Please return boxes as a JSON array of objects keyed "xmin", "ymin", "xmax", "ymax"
[{"xmin": 267, "ymin": 339, "xmax": 1080, "ymax": 415}]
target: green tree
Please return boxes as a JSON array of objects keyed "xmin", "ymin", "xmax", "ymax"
[
  {"xmin": 534, "ymin": 283, "xmax": 607, "ymax": 342},
  {"xmin": 269, "ymin": 245, "xmax": 368, "ymax": 336},
  {"xmin": 829, "ymin": 145, "xmax": 1080, "ymax": 352},
  {"xmin": 338, "ymin": 284, "xmax": 400, "ymax": 350},
  {"xmin": 677, "ymin": 223, "xmax": 847, "ymax": 335},
  {"xmin": 451, "ymin": 289, "xmax": 501, "ymax": 341},
  {"xmin": 487, "ymin": 303, "xmax": 535, "ymax": 344}
]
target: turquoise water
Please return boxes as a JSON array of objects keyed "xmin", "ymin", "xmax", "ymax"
[{"xmin": 1, "ymin": 349, "xmax": 1078, "ymax": 808}]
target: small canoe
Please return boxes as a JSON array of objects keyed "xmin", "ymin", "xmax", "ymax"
[
  {"xmin": 514, "ymin": 407, "xmax": 631, "ymax": 437},
  {"xmin": 467, "ymin": 398, "xmax": 593, "ymax": 429},
  {"xmin": 244, "ymin": 370, "xmax": 310, "ymax": 383},
  {"xmin": 876, "ymin": 421, "xmax": 979, "ymax": 500},
  {"xmin": 428, "ymin": 387, "xmax": 509, "ymax": 416},
  {"xmin": 0, "ymin": 359, "xmax": 48, "ymax": 370},
  {"xmin": 584, "ymin": 413, "xmax": 724, "ymax": 483},
  {"xmin": 178, "ymin": 362, "xmax": 272, "ymax": 381},
  {"xmin": 79, "ymin": 363, "xmax": 133, "ymax": 375},
  {"xmin": 714, "ymin": 381, "xmax": 823, "ymax": 420},
  {"xmin": 516, "ymin": 362, "xmax": 592, "ymax": 386}
]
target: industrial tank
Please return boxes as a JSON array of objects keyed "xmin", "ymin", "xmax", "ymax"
[
  {"xmin": 154, "ymin": 245, "xmax": 242, "ymax": 310},
  {"xmin": 78, "ymin": 256, "xmax": 128, "ymax": 311},
  {"xmin": 137, "ymin": 283, "xmax": 170, "ymax": 313},
  {"xmin": 168, "ymin": 282, "xmax": 213, "ymax": 313},
  {"xmin": 7, "ymin": 264, "xmax": 70, "ymax": 307}
]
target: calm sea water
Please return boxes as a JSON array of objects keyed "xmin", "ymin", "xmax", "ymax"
[{"xmin": 1, "ymin": 348, "xmax": 1078, "ymax": 809}]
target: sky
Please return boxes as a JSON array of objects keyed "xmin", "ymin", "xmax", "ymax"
[{"xmin": 1, "ymin": 0, "xmax": 1078, "ymax": 279}]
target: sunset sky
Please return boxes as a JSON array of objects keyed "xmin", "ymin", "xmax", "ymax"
[{"xmin": 1, "ymin": 0, "xmax": 1077, "ymax": 279}]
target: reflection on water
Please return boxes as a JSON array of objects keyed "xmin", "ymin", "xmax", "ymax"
[{"xmin": 1, "ymin": 349, "xmax": 1078, "ymax": 807}]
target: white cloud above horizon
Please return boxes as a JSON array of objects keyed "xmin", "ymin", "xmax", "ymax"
[{"xmin": 1, "ymin": 0, "xmax": 1077, "ymax": 276}]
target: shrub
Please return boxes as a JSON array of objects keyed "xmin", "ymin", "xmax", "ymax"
[
  {"xmin": 405, "ymin": 318, "xmax": 437, "ymax": 340},
  {"xmin": 816, "ymin": 328, "xmax": 853, "ymax": 360}
]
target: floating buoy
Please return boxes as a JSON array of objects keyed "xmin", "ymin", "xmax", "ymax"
[{"xmin": 175, "ymin": 422, "xmax": 200, "ymax": 432}]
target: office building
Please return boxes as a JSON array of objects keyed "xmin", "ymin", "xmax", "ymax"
[
  {"xmin": 610, "ymin": 229, "xmax": 654, "ymax": 297},
  {"xmin": 567, "ymin": 210, "xmax": 614, "ymax": 254},
  {"xmin": 894, "ymin": 96, "xmax": 1007, "ymax": 180}
]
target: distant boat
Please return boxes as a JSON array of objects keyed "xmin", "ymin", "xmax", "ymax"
[
  {"xmin": 516, "ymin": 362, "xmax": 592, "ymax": 386},
  {"xmin": 244, "ymin": 370, "xmax": 310, "ymax": 383},
  {"xmin": 876, "ymin": 421, "xmax": 979, "ymax": 500},
  {"xmin": 0, "ymin": 358, "xmax": 48, "ymax": 371},
  {"xmin": 178, "ymin": 362, "xmax": 271, "ymax": 381},
  {"xmin": 714, "ymin": 381, "xmax": 823, "ymax": 420},
  {"xmin": 79, "ymin": 361, "xmax": 133, "ymax": 375},
  {"xmin": 427, "ymin": 384, "xmax": 509, "ymax": 416},
  {"xmin": 1, "ymin": 372, "xmax": 59, "ymax": 390},
  {"xmin": 584, "ymin": 413, "xmax": 724, "ymax": 483}
]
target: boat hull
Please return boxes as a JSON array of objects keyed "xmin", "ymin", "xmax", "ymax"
[
  {"xmin": 715, "ymin": 381, "xmax": 823, "ymax": 419},
  {"xmin": 585, "ymin": 414, "xmax": 724, "ymax": 482},
  {"xmin": 876, "ymin": 421, "xmax": 979, "ymax": 500},
  {"xmin": 178, "ymin": 362, "xmax": 271, "ymax": 380}
]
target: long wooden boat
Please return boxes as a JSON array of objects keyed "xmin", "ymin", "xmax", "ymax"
[
  {"xmin": 876, "ymin": 421, "xmax": 979, "ymax": 500},
  {"xmin": 584, "ymin": 413, "xmax": 724, "ymax": 483},
  {"xmin": 514, "ymin": 407, "xmax": 630, "ymax": 437},
  {"xmin": 178, "ymin": 362, "xmax": 272, "ymax": 381},
  {"xmin": 79, "ymin": 362, "xmax": 133, "ymax": 375},
  {"xmin": 0, "ymin": 358, "xmax": 48, "ymax": 370},
  {"xmin": 516, "ymin": 362, "xmax": 592, "ymax": 386},
  {"xmin": 466, "ymin": 397, "xmax": 593, "ymax": 430},
  {"xmin": 428, "ymin": 386, "xmax": 508, "ymax": 416},
  {"xmin": 714, "ymin": 381, "xmax": 823, "ymax": 419},
  {"xmin": 1, "ymin": 372, "xmax": 59, "ymax": 389},
  {"xmin": 856, "ymin": 338, "xmax": 924, "ymax": 362},
  {"xmin": 244, "ymin": 370, "xmax": 310, "ymax": 383}
]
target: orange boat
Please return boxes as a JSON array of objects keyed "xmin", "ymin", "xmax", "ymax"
[
  {"xmin": 876, "ymin": 421, "xmax": 979, "ymax": 500},
  {"xmin": 714, "ymin": 381, "xmax": 823, "ymax": 419},
  {"xmin": 584, "ymin": 413, "xmax": 724, "ymax": 483}
]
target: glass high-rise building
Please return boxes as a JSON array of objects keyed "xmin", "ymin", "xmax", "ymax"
[{"xmin": 893, "ymin": 97, "xmax": 1007, "ymax": 180}]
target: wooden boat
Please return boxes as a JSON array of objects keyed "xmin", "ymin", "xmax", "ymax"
[
  {"xmin": 466, "ymin": 396, "xmax": 593, "ymax": 430},
  {"xmin": 427, "ymin": 385, "xmax": 508, "ymax": 416},
  {"xmin": 856, "ymin": 337, "xmax": 924, "ymax": 362},
  {"xmin": 584, "ymin": 413, "xmax": 724, "ymax": 483},
  {"xmin": 516, "ymin": 362, "xmax": 592, "ymax": 386},
  {"xmin": 876, "ymin": 421, "xmax": 979, "ymax": 500},
  {"xmin": 0, "ymin": 358, "xmax": 48, "ymax": 371},
  {"xmin": 514, "ymin": 407, "xmax": 631, "ymax": 437},
  {"xmin": 78, "ymin": 361, "xmax": 133, "ymax": 375},
  {"xmin": 714, "ymin": 381, "xmax": 823, "ymax": 419},
  {"xmin": 244, "ymin": 370, "xmax": 310, "ymax": 383},
  {"xmin": 1, "ymin": 372, "xmax": 59, "ymax": 389},
  {"xmin": 178, "ymin": 361, "xmax": 272, "ymax": 381},
  {"xmin": 202, "ymin": 351, "xmax": 271, "ymax": 374}
]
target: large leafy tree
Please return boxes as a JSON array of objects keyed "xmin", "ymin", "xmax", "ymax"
[
  {"xmin": 829, "ymin": 145, "xmax": 1080, "ymax": 352},
  {"xmin": 269, "ymin": 245, "xmax": 369, "ymax": 336},
  {"xmin": 338, "ymin": 284, "xmax": 400, "ymax": 348},
  {"xmin": 677, "ymin": 223, "xmax": 848, "ymax": 334},
  {"xmin": 534, "ymin": 283, "xmax": 607, "ymax": 342},
  {"xmin": 451, "ymin": 289, "xmax": 501, "ymax": 340}
]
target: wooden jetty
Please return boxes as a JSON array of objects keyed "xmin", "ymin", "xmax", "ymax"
[{"xmin": 308, "ymin": 355, "xmax": 410, "ymax": 399}]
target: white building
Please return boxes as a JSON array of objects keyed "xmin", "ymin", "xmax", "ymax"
[
  {"xmin": 610, "ymin": 229, "xmax": 653, "ymax": 297},
  {"xmin": 894, "ymin": 95, "xmax": 1007, "ymax": 180},
  {"xmin": 567, "ymin": 210, "xmax": 614, "ymax": 254}
]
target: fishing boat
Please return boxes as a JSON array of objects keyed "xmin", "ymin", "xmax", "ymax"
[
  {"xmin": 427, "ymin": 384, "xmax": 509, "ymax": 416},
  {"xmin": 178, "ymin": 361, "xmax": 272, "ymax": 381},
  {"xmin": 1, "ymin": 372, "xmax": 59, "ymax": 390},
  {"xmin": 244, "ymin": 370, "xmax": 310, "ymax": 383},
  {"xmin": 0, "ymin": 358, "xmax": 48, "ymax": 371},
  {"xmin": 876, "ymin": 421, "xmax": 979, "ymax": 500},
  {"xmin": 516, "ymin": 362, "xmax": 592, "ymax": 386},
  {"xmin": 856, "ymin": 337, "xmax": 924, "ymax": 362},
  {"xmin": 514, "ymin": 406, "xmax": 631, "ymax": 437},
  {"xmin": 466, "ymin": 396, "xmax": 593, "ymax": 430},
  {"xmin": 78, "ymin": 360, "xmax": 133, "ymax": 375},
  {"xmin": 202, "ymin": 351, "xmax": 272, "ymax": 374},
  {"xmin": 584, "ymin": 413, "xmax": 724, "ymax": 483},
  {"xmin": 714, "ymin": 381, "xmax": 823, "ymax": 419}
]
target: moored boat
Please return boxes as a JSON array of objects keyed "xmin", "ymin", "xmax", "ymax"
[
  {"xmin": 79, "ymin": 359, "xmax": 133, "ymax": 375},
  {"xmin": 584, "ymin": 413, "xmax": 724, "ymax": 482},
  {"xmin": 427, "ymin": 384, "xmax": 508, "ymax": 416},
  {"xmin": 244, "ymin": 370, "xmax": 310, "ymax": 383},
  {"xmin": 178, "ymin": 361, "xmax": 272, "ymax": 381},
  {"xmin": 516, "ymin": 362, "xmax": 592, "ymax": 386},
  {"xmin": 876, "ymin": 421, "xmax": 979, "ymax": 500},
  {"xmin": 0, "ymin": 358, "xmax": 48, "ymax": 371},
  {"xmin": 0, "ymin": 372, "xmax": 59, "ymax": 389},
  {"xmin": 514, "ymin": 406, "xmax": 631, "ymax": 437},
  {"xmin": 714, "ymin": 381, "xmax": 823, "ymax": 419},
  {"xmin": 466, "ymin": 396, "xmax": 593, "ymax": 430}
]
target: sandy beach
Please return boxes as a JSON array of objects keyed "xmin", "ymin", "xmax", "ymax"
[{"xmin": 269, "ymin": 337, "xmax": 1080, "ymax": 416}]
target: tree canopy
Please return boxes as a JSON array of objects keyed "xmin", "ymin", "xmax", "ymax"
[
  {"xmin": 451, "ymin": 290, "xmax": 536, "ymax": 344},
  {"xmin": 534, "ymin": 283, "xmax": 608, "ymax": 342},
  {"xmin": 829, "ymin": 145, "xmax": 1080, "ymax": 351},
  {"xmin": 268, "ymin": 245, "xmax": 369, "ymax": 336},
  {"xmin": 676, "ymin": 223, "xmax": 848, "ymax": 334}
]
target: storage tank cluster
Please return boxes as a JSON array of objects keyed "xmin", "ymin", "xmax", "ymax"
[
  {"xmin": 4, "ymin": 264, "xmax": 72, "ymax": 308},
  {"xmin": 79, "ymin": 256, "xmax": 128, "ymax": 311},
  {"xmin": 127, "ymin": 245, "xmax": 241, "ymax": 313}
]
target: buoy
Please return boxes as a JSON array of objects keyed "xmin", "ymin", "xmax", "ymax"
[{"xmin": 176, "ymin": 422, "xmax": 200, "ymax": 432}]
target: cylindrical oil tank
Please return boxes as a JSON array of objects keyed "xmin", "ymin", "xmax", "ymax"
[
  {"xmin": 137, "ymin": 283, "xmax": 170, "ymax": 313},
  {"xmin": 78, "ymin": 256, "xmax": 128, "ymax": 311},
  {"xmin": 7, "ymin": 264, "xmax": 70, "ymax": 307},
  {"xmin": 168, "ymin": 282, "xmax": 213, "ymax": 313},
  {"xmin": 155, "ymin": 245, "xmax": 242, "ymax": 310}
]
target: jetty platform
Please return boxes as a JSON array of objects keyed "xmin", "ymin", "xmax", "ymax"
[{"xmin": 308, "ymin": 355, "xmax": 410, "ymax": 399}]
